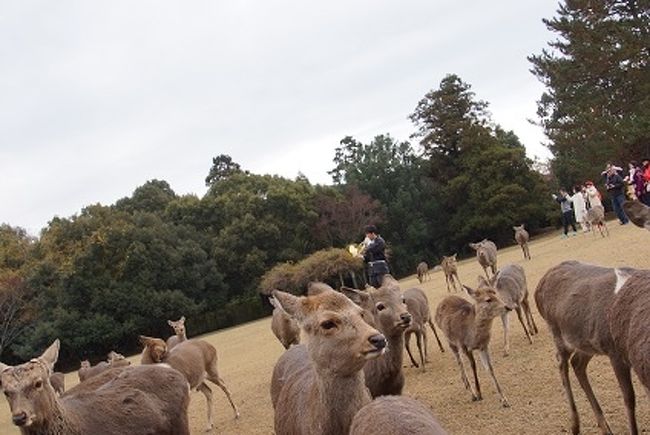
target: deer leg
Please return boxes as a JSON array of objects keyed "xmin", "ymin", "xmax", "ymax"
[
  {"xmin": 500, "ymin": 312, "xmax": 510, "ymax": 356},
  {"xmin": 514, "ymin": 306, "xmax": 533, "ymax": 345},
  {"xmin": 462, "ymin": 347, "xmax": 482, "ymax": 401},
  {"xmin": 570, "ymin": 351, "xmax": 613, "ymax": 435},
  {"xmin": 427, "ymin": 319, "xmax": 445, "ymax": 352},
  {"xmin": 554, "ymin": 341, "xmax": 580, "ymax": 435},
  {"xmin": 197, "ymin": 382, "xmax": 215, "ymax": 432},
  {"xmin": 206, "ymin": 368, "xmax": 240, "ymax": 419},
  {"xmin": 422, "ymin": 328, "xmax": 430, "ymax": 362},
  {"xmin": 609, "ymin": 355, "xmax": 637, "ymax": 435},
  {"xmin": 404, "ymin": 331, "xmax": 419, "ymax": 368},
  {"xmin": 450, "ymin": 344, "xmax": 477, "ymax": 400},
  {"xmin": 454, "ymin": 273, "xmax": 462, "ymax": 291},
  {"xmin": 415, "ymin": 331, "xmax": 426, "ymax": 372},
  {"xmin": 445, "ymin": 274, "xmax": 451, "ymax": 293},
  {"xmin": 521, "ymin": 298, "xmax": 538, "ymax": 334},
  {"xmin": 478, "ymin": 349, "xmax": 510, "ymax": 407}
]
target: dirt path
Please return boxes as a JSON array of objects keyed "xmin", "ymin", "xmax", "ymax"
[{"xmin": 1, "ymin": 222, "xmax": 648, "ymax": 434}]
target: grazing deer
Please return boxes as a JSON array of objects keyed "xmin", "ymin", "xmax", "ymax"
[
  {"xmin": 140, "ymin": 337, "xmax": 240, "ymax": 431},
  {"xmin": 269, "ymin": 296, "xmax": 300, "ymax": 349},
  {"xmin": 350, "ymin": 395, "xmax": 448, "ymax": 435},
  {"xmin": 469, "ymin": 240, "xmax": 497, "ymax": 278},
  {"xmin": 166, "ymin": 316, "xmax": 187, "ymax": 350},
  {"xmin": 489, "ymin": 265, "xmax": 538, "ymax": 356},
  {"xmin": 0, "ymin": 340, "xmax": 191, "ymax": 435},
  {"xmin": 270, "ymin": 285, "xmax": 386, "ymax": 435},
  {"xmin": 341, "ymin": 275, "xmax": 412, "ymax": 397},
  {"xmin": 403, "ymin": 287, "xmax": 445, "ymax": 372},
  {"xmin": 440, "ymin": 254, "xmax": 461, "ymax": 292},
  {"xmin": 585, "ymin": 205, "xmax": 609, "ymax": 237},
  {"xmin": 435, "ymin": 280, "xmax": 511, "ymax": 407},
  {"xmin": 535, "ymin": 261, "xmax": 649, "ymax": 435},
  {"xmin": 416, "ymin": 262, "xmax": 430, "ymax": 283},
  {"xmin": 513, "ymin": 225, "xmax": 531, "ymax": 260},
  {"xmin": 623, "ymin": 199, "xmax": 650, "ymax": 231}
]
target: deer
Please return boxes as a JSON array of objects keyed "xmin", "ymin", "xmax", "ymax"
[
  {"xmin": 535, "ymin": 260, "xmax": 649, "ymax": 435},
  {"xmin": 350, "ymin": 395, "xmax": 448, "ymax": 435},
  {"xmin": 585, "ymin": 205, "xmax": 609, "ymax": 237},
  {"xmin": 416, "ymin": 261, "xmax": 430, "ymax": 283},
  {"xmin": 440, "ymin": 254, "xmax": 461, "ymax": 292},
  {"xmin": 139, "ymin": 336, "xmax": 240, "ymax": 431},
  {"xmin": 166, "ymin": 316, "xmax": 187, "ymax": 350},
  {"xmin": 624, "ymin": 199, "xmax": 650, "ymax": 231},
  {"xmin": 77, "ymin": 350, "xmax": 131, "ymax": 382},
  {"xmin": 0, "ymin": 339, "xmax": 191, "ymax": 435},
  {"xmin": 513, "ymin": 225, "xmax": 531, "ymax": 260},
  {"xmin": 269, "ymin": 295, "xmax": 300, "ymax": 349},
  {"xmin": 403, "ymin": 287, "xmax": 445, "ymax": 372},
  {"xmin": 341, "ymin": 275, "xmax": 412, "ymax": 397},
  {"xmin": 269, "ymin": 284, "xmax": 387, "ymax": 435},
  {"xmin": 469, "ymin": 239, "xmax": 497, "ymax": 279},
  {"xmin": 435, "ymin": 279, "xmax": 512, "ymax": 407},
  {"xmin": 489, "ymin": 265, "xmax": 538, "ymax": 356}
]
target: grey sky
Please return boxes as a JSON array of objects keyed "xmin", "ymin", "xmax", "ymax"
[{"xmin": 1, "ymin": 1, "xmax": 559, "ymax": 235}]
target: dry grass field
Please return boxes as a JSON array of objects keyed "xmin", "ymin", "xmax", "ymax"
[{"xmin": 1, "ymin": 222, "xmax": 649, "ymax": 434}]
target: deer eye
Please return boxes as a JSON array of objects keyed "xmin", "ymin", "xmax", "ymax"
[
  {"xmin": 376, "ymin": 303, "xmax": 386, "ymax": 311},
  {"xmin": 33, "ymin": 380, "xmax": 43, "ymax": 389},
  {"xmin": 320, "ymin": 320, "xmax": 337, "ymax": 330}
]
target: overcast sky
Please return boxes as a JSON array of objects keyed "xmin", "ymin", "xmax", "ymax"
[{"xmin": 1, "ymin": 1, "xmax": 560, "ymax": 235}]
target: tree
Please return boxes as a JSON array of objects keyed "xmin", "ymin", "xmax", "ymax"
[
  {"xmin": 205, "ymin": 154, "xmax": 244, "ymax": 187},
  {"xmin": 0, "ymin": 274, "xmax": 34, "ymax": 358},
  {"xmin": 529, "ymin": 0, "xmax": 650, "ymax": 187}
]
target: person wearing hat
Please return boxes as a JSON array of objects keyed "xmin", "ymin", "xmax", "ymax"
[
  {"xmin": 362, "ymin": 225, "xmax": 389, "ymax": 287},
  {"xmin": 605, "ymin": 165, "xmax": 629, "ymax": 224}
]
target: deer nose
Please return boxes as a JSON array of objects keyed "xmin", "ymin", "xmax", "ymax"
[
  {"xmin": 400, "ymin": 313, "xmax": 412, "ymax": 324},
  {"xmin": 368, "ymin": 334, "xmax": 387, "ymax": 350},
  {"xmin": 12, "ymin": 412, "xmax": 27, "ymax": 426}
]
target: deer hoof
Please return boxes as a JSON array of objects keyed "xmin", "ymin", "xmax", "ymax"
[{"xmin": 501, "ymin": 398, "xmax": 511, "ymax": 408}]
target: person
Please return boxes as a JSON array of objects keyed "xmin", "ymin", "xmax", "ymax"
[
  {"xmin": 624, "ymin": 161, "xmax": 643, "ymax": 201},
  {"xmin": 605, "ymin": 165, "xmax": 629, "ymax": 225},
  {"xmin": 552, "ymin": 189, "xmax": 577, "ymax": 238},
  {"xmin": 584, "ymin": 181, "xmax": 602, "ymax": 209},
  {"xmin": 362, "ymin": 225, "xmax": 389, "ymax": 287},
  {"xmin": 570, "ymin": 185, "xmax": 589, "ymax": 233},
  {"xmin": 642, "ymin": 158, "xmax": 650, "ymax": 206}
]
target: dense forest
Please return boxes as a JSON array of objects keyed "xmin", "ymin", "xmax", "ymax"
[{"xmin": 1, "ymin": 0, "xmax": 648, "ymax": 366}]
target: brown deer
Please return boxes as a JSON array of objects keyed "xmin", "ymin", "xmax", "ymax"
[
  {"xmin": 341, "ymin": 275, "xmax": 412, "ymax": 397},
  {"xmin": 469, "ymin": 240, "xmax": 498, "ymax": 278},
  {"xmin": 624, "ymin": 199, "xmax": 650, "ymax": 231},
  {"xmin": 269, "ymin": 295, "xmax": 300, "ymax": 349},
  {"xmin": 77, "ymin": 351, "xmax": 131, "ymax": 382},
  {"xmin": 435, "ymin": 280, "xmax": 511, "ymax": 407},
  {"xmin": 270, "ymin": 285, "xmax": 386, "ymax": 435},
  {"xmin": 440, "ymin": 254, "xmax": 461, "ymax": 292},
  {"xmin": 0, "ymin": 340, "xmax": 191, "ymax": 435},
  {"xmin": 416, "ymin": 261, "xmax": 430, "ymax": 283},
  {"xmin": 585, "ymin": 205, "xmax": 609, "ymax": 237},
  {"xmin": 139, "ymin": 337, "xmax": 240, "ymax": 431},
  {"xmin": 48, "ymin": 372, "xmax": 65, "ymax": 396},
  {"xmin": 513, "ymin": 225, "xmax": 531, "ymax": 260},
  {"xmin": 490, "ymin": 265, "xmax": 538, "ymax": 356},
  {"xmin": 403, "ymin": 287, "xmax": 445, "ymax": 372},
  {"xmin": 166, "ymin": 316, "xmax": 187, "ymax": 350},
  {"xmin": 350, "ymin": 395, "xmax": 448, "ymax": 435},
  {"xmin": 535, "ymin": 261, "xmax": 648, "ymax": 435}
]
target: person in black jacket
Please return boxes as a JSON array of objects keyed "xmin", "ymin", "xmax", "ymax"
[
  {"xmin": 605, "ymin": 166, "xmax": 629, "ymax": 225},
  {"xmin": 362, "ymin": 225, "xmax": 389, "ymax": 287}
]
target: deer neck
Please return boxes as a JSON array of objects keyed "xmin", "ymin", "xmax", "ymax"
[
  {"xmin": 21, "ymin": 395, "xmax": 81, "ymax": 435},
  {"xmin": 177, "ymin": 331, "xmax": 187, "ymax": 341},
  {"xmin": 469, "ymin": 309, "xmax": 496, "ymax": 350},
  {"xmin": 383, "ymin": 331, "xmax": 405, "ymax": 370}
]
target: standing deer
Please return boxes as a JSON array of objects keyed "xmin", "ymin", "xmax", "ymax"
[
  {"xmin": 403, "ymin": 287, "xmax": 445, "ymax": 372},
  {"xmin": 585, "ymin": 205, "xmax": 609, "ymax": 237},
  {"xmin": 440, "ymin": 254, "xmax": 461, "ymax": 292},
  {"xmin": 490, "ymin": 265, "xmax": 538, "ymax": 356},
  {"xmin": 469, "ymin": 240, "xmax": 497, "ymax": 278},
  {"xmin": 535, "ymin": 260, "xmax": 649, "ymax": 435},
  {"xmin": 270, "ymin": 285, "xmax": 387, "ymax": 435},
  {"xmin": 513, "ymin": 225, "xmax": 531, "ymax": 260},
  {"xmin": 0, "ymin": 340, "xmax": 191, "ymax": 435},
  {"xmin": 166, "ymin": 316, "xmax": 187, "ymax": 350},
  {"xmin": 269, "ymin": 295, "xmax": 300, "ymax": 349},
  {"xmin": 341, "ymin": 275, "xmax": 412, "ymax": 397},
  {"xmin": 435, "ymin": 279, "xmax": 512, "ymax": 407},
  {"xmin": 416, "ymin": 262, "xmax": 430, "ymax": 283}
]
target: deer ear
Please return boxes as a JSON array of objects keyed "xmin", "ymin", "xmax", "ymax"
[
  {"xmin": 167, "ymin": 320, "xmax": 174, "ymax": 326},
  {"xmin": 307, "ymin": 282, "xmax": 332, "ymax": 296},
  {"xmin": 452, "ymin": 253, "xmax": 457, "ymax": 259},
  {"xmin": 180, "ymin": 316, "xmax": 185, "ymax": 323},
  {"xmin": 139, "ymin": 335, "xmax": 156, "ymax": 346},
  {"xmin": 340, "ymin": 287, "xmax": 371, "ymax": 308},
  {"xmin": 463, "ymin": 285, "xmax": 476, "ymax": 297},
  {"xmin": 469, "ymin": 243, "xmax": 477, "ymax": 250},
  {"xmin": 268, "ymin": 296, "xmax": 278, "ymax": 308},
  {"xmin": 272, "ymin": 290, "xmax": 306, "ymax": 321},
  {"xmin": 39, "ymin": 339, "xmax": 60, "ymax": 372},
  {"xmin": 0, "ymin": 362, "xmax": 10, "ymax": 374}
]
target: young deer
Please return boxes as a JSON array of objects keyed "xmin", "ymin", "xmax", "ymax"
[
  {"xmin": 536, "ymin": 260, "xmax": 648, "ymax": 435},
  {"xmin": 166, "ymin": 316, "xmax": 187, "ymax": 350},
  {"xmin": 513, "ymin": 225, "xmax": 531, "ymax": 260},
  {"xmin": 435, "ymin": 280, "xmax": 511, "ymax": 407},
  {"xmin": 0, "ymin": 340, "xmax": 191, "ymax": 435},
  {"xmin": 270, "ymin": 285, "xmax": 387, "ymax": 435},
  {"xmin": 350, "ymin": 395, "xmax": 448, "ymax": 435},
  {"xmin": 341, "ymin": 275, "xmax": 412, "ymax": 397},
  {"xmin": 489, "ymin": 265, "xmax": 538, "ymax": 356},
  {"xmin": 440, "ymin": 254, "xmax": 461, "ymax": 292},
  {"xmin": 416, "ymin": 261, "xmax": 430, "ymax": 283},
  {"xmin": 139, "ymin": 337, "xmax": 240, "ymax": 431},
  {"xmin": 269, "ymin": 296, "xmax": 300, "ymax": 349},
  {"xmin": 403, "ymin": 287, "xmax": 445, "ymax": 372},
  {"xmin": 469, "ymin": 240, "xmax": 498, "ymax": 279}
]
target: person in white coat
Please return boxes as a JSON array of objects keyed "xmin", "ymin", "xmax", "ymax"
[{"xmin": 570, "ymin": 185, "xmax": 589, "ymax": 232}]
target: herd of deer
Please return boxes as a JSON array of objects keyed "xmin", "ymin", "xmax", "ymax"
[{"xmin": 0, "ymin": 200, "xmax": 648, "ymax": 434}]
